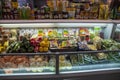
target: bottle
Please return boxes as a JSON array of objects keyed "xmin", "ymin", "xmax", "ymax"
[
  {"xmin": 34, "ymin": 7, "xmax": 38, "ymax": 19},
  {"xmin": 30, "ymin": 10, "xmax": 35, "ymax": 19},
  {"xmin": 75, "ymin": 5, "xmax": 80, "ymax": 19},
  {"xmin": 37, "ymin": 10, "xmax": 40, "ymax": 19},
  {"xmin": 10, "ymin": 8, "xmax": 14, "ymax": 19},
  {"xmin": 2, "ymin": 1, "xmax": 6, "ymax": 19},
  {"xmin": 26, "ymin": 3, "xmax": 31, "ymax": 19},
  {"xmin": 47, "ymin": 0, "xmax": 54, "ymax": 12},
  {"xmin": 114, "ymin": 7, "xmax": 118, "ymax": 19},
  {"xmin": 44, "ymin": 5, "xmax": 50, "ymax": 13},
  {"xmin": 13, "ymin": 8, "xmax": 19, "ymax": 19},
  {"xmin": 62, "ymin": 11, "xmax": 69, "ymax": 19},
  {"xmin": 11, "ymin": 0, "xmax": 18, "ymax": 9},
  {"xmin": 53, "ymin": 11, "xmax": 59, "ymax": 19},
  {"xmin": 45, "ymin": 12, "xmax": 50, "ymax": 19},
  {"xmin": 34, "ymin": 6, "xmax": 38, "ymax": 19},
  {"xmin": 6, "ymin": 2, "xmax": 11, "ymax": 19},
  {"xmin": 40, "ymin": 7, "xmax": 45, "ymax": 14},
  {"xmin": 63, "ymin": 0, "xmax": 67, "ymax": 11},
  {"xmin": 53, "ymin": 0, "xmax": 57, "ymax": 11},
  {"xmin": 0, "ymin": 0, "xmax": 2, "ymax": 19},
  {"xmin": 58, "ymin": 12, "xmax": 62, "ymax": 19},
  {"xmin": 21, "ymin": 5, "xmax": 26, "ymax": 19},
  {"xmin": 17, "ymin": 4, "xmax": 22, "ymax": 19},
  {"xmin": 40, "ymin": 13, "xmax": 45, "ymax": 19},
  {"xmin": 58, "ymin": 0, "xmax": 63, "ymax": 12}
]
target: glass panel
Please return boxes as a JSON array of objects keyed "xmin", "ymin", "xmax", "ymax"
[
  {"xmin": 114, "ymin": 24, "xmax": 120, "ymax": 42},
  {"xmin": 59, "ymin": 52, "xmax": 120, "ymax": 74},
  {"xmin": 0, "ymin": 55, "xmax": 56, "ymax": 76}
]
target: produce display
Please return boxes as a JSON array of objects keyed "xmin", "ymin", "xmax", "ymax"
[
  {"xmin": 0, "ymin": 27, "xmax": 9, "ymax": 53},
  {"xmin": 0, "ymin": 26, "xmax": 120, "ymax": 74},
  {"xmin": 7, "ymin": 36, "xmax": 34, "ymax": 53}
]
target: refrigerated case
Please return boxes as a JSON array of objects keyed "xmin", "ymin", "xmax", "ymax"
[{"xmin": 0, "ymin": 20, "xmax": 120, "ymax": 80}]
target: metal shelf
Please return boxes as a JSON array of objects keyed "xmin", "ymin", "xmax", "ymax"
[
  {"xmin": 72, "ymin": 0, "xmax": 90, "ymax": 3},
  {"xmin": 112, "ymin": 20, "xmax": 120, "ymax": 24},
  {"xmin": 0, "ymin": 52, "xmax": 56, "ymax": 56},
  {"xmin": 0, "ymin": 50, "xmax": 120, "ymax": 56},
  {"xmin": 56, "ymin": 50, "xmax": 120, "ymax": 55},
  {"xmin": 0, "ymin": 20, "xmax": 114, "ymax": 24}
]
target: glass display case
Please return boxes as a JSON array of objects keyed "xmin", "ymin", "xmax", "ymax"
[
  {"xmin": 59, "ymin": 51, "xmax": 120, "ymax": 74},
  {"xmin": 0, "ymin": 20, "xmax": 120, "ymax": 80}
]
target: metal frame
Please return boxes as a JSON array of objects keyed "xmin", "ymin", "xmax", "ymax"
[
  {"xmin": 111, "ymin": 23, "xmax": 117, "ymax": 39},
  {"xmin": 0, "ymin": 50, "xmax": 120, "ymax": 56}
]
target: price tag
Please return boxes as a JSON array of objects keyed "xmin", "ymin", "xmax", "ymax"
[
  {"xmin": 63, "ymin": 29, "xmax": 69, "ymax": 37},
  {"xmin": 48, "ymin": 29, "xmax": 53, "ymax": 38},
  {"xmin": 38, "ymin": 29, "xmax": 43, "ymax": 37},
  {"xmin": 80, "ymin": 28, "xmax": 86, "ymax": 36}
]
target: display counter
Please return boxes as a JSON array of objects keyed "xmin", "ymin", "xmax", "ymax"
[{"xmin": 0, "ymin": 20, "xmax": 120, "ymax": 80}]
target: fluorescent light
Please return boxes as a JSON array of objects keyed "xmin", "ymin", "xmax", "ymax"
[
  {"xmin": 0, "ymin": 23, "xmax": 55, "ymax": 28},
  {"xmin": 57, "ymin": 23, "xmax": 109, "ymax": 27},
  {"xmin": 0, "ymin": 23, "xmax": 113, "ymax": 28}
]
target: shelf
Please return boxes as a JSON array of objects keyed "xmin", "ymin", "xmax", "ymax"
[
  {"xmin": 0, "ymin": 20, "xmax": 114, "ymax": 24},
  {"xmin": 57, "ymin": 50, "xmax": 120, "ymax": 55},
  {"xmin": 0, "ymin": 50, "xmax": 120, "ymax": 56},
  {"xmin": 112, "ymin": 20, "xmax": 120, "ymax": 24},
  {"xmin": 72, "ymin": 0, "xmax": 90, "ymax": 3},
  {"xmin": 0, "ymin": 52, "xmax": 56, "ymax": 56}
]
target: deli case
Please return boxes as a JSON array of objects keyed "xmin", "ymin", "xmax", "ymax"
[{"xmin": 0, "ymin": 20, "xmax": 120, "ymax": 80}]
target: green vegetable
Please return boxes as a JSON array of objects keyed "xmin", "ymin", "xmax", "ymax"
[
  {"xmin": 101, "ymin": 39, "xmax": 120, "ymax": 50},
  {"xmin": 28, "ymin": 46, "xmax": 34, "ymax": 53}
]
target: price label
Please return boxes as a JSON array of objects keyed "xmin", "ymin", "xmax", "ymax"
[
  {"xmin": 38, "ymin": 29, "xmax": 43, "ymax": 37},
  {"xmin": 63, "ymin": 30, "xmax": 69, "ymax": 37}
]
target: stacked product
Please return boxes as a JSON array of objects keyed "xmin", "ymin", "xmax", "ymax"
[{"xmin": 0, "ymin": 0, "xmax": 115, "ymax": 20}]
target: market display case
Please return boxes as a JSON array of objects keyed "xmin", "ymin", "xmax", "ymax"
[
  {"xmin": 0, "ymin": 0, "xmax": 120, "ymax": 80},
  {"xmin": 0, "ymin": 20, "xmax": 120, "ymax": 80},
  {"xmin": 58, "ymin": 51, "xmax": 120, "ymax": 74}
]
